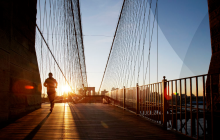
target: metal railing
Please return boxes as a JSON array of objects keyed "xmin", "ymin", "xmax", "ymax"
[{"xmin": 105, "ymin": 74, "xmax": 219, "ymax": 140}]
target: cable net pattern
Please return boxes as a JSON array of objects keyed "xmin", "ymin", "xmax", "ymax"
[
  {"xmin": 100, "ymin": 0, "xmax": 158, "ymax": 92},
  {"xmin": 35, "ymin": 0, "xmax": 87, "ymax": 96}
]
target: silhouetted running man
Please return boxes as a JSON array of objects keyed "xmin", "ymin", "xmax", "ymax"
[{"xmin": 44, "ymin": 72, "xmax": 58, "ymax": 112}]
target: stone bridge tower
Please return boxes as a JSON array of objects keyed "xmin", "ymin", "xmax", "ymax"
[
  {"xmin": 207, "ymin": 0, "xmax": 220, "ymax": 110},
  {"xmin": 207, "ymin": 0, "xmax": 220, "ymax": 136},
  {"xmin": 0, "ymin": 0, "xmax": 41, "ymax": 123}
]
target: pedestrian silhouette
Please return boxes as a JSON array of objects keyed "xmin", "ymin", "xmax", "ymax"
[{"xmin": 44, "ymin": 72, "xmax": 58, "ymax": 112}]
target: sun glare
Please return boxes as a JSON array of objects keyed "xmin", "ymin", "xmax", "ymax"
[{"xmin": 62, "ymin": 85, "xmax": 71, "ymax": 93}]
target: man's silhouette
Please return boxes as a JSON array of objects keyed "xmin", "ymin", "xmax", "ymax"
[{"xmin": 44, "ymin": 72, "xmax": 58, "ymax": 112}]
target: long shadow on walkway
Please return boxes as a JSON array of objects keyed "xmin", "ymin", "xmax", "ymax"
[
  {"xmin": 0, "ymin": 103, "xmax": 194, "ymax": 139},
  {"xmin": 68, "ymin": 103, "xmax": 193, "ymax": 140},
  {"xmin": 23, "ymin": 112, "xmax": 51, "ymax": 140}
]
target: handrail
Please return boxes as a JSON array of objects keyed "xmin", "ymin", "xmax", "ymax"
[{"xmin": 105, "ymin": 73, "xmax": 219, "ymax": 139}]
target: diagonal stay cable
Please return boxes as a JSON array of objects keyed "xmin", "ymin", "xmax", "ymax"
[
  {"xmin": 98, "ymin": 0, "xmax": 126, "ymax": 93},
  {"xmin": 144, "ymin": 0, "xmax": 158, "ymax": 83},
  {"xmin": 36, "ymin": 24, "xmax": 75, "ymax": 93}
]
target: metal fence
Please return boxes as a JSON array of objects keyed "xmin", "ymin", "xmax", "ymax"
[{"xmin": 105, "ymin": 74, "xmax": 219, "ymax": 140}]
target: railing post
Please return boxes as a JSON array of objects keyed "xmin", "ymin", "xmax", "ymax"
[
  {"xmin": 123, "ymin": 86, "xmax": 126, "ymax": 110},
  {"xmin": 162, "ymin": 76, "xmax": 167, "ymax": 129},
  {"xmin": 136, "ymin": 83, "xmax": 140, "ymax": 115}
]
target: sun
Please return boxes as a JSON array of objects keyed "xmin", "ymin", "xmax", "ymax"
[{"xmin": 62, "ymin": 85, "xmax": 71, "ymax": 93}]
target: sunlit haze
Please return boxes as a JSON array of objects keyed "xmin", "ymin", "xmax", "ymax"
[
  {"xmin": 36, "ymin": 0, "xmax": 211, "ymax": 95},
  {"xmin": 80, "ymin": 0, "xmax": 211, "ymax": 92}
]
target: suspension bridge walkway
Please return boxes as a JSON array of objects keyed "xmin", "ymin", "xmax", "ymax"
[
  {"xmin": 0, "ymin": 103, "xmax": 192, "ymax": 140},
  {"xmin": 0, "ymin": 0, "xmax": 220, "ymax": 140}
]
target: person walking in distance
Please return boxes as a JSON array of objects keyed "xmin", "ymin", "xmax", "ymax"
[{"xmin": 44, "ymin": 72, "xmax": 58, "ymax": 112}]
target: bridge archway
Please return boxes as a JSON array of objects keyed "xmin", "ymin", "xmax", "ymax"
[{"xmin": 86, "ymin": 87, "xmax": 95, "ymax": 96}]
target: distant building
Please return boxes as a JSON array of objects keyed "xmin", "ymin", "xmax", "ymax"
[
  {"xmin": 111, "ymin": 87, "xmax": 119, "ymax": 91},
  {"xmin": 101, "ymin": 89, "xmax": 108, "ymax": 95},
  {"xmin": 78, "ymin": 88, "xmax": 84, "ymax": 95},
  {"xmin": 78, "ymin": 87, "xmax": 95, "ymax": 96}
]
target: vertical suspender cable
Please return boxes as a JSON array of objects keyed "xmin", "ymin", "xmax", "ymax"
[
  {"xmin": 70, "ymin": 0, "xmax": 84, "ymax": 87},
  {"xmin": 77, "ymin": 0, "xmax": 88, "ymax": 87},
  {"xmin": 157, "ymin": 1, "xmax": 158, "ymax": 83},
  {"xmin": 149, "ymin": 1, "xmax": 151, "ymax": 85}
]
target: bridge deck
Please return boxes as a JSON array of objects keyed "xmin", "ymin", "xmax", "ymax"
[{"xmin": 0, "ymin": 103, "xmax": 193, "ymax": 140}]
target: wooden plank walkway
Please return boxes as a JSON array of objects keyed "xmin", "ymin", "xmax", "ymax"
[{"xmin": 0, "ymin": 103, "xmax": 193, "ymax": 140}]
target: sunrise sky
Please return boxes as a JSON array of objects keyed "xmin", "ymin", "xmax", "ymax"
[{"xmin": 35, "ymin": 0, "xmax": 211, "ymax": 95}]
